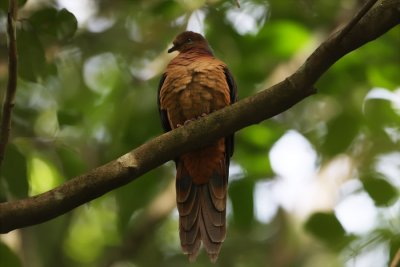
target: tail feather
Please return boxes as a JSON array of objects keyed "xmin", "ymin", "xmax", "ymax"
[
  {"xmin": 209, "ymin": 161, "xmax": 227, "ymax": 201},
  {"xmin": 179, "ymin": 196, "xmax": 200, "ymax": 231},
  {"xmin": 176, "ymin": 166, "xmax": 192, "ymax": 203},
  {"xmin": 180, "ymin": 218, "xmax": 200, "ymax": 245},
  {"xmin": 198, "ymin": 208, "xmax": 224, "ymax": 262},
  {"xmin": 208, "ymin": 160, "xmax": 228, "ymax": 211},
  {"xmin": 176, "ymin": 159, "xmax": 227, "ymax": 262},
  {"xmin": 202, "ymin": 182, "xmax": 225, "ymax": 227},
  {"xmin": 185, "ymin": 233, "xmax": 201, "ymax": 263},
  {"xmin": 177, "ymin": 182, "xmax": 199, "ymax": 218},
  {"xmin": 200, "ymin": 189, "xmax": 226, "ymax": 242}
]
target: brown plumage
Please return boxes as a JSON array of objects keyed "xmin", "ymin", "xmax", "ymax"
[{"xmin": 158, "ymin": 31, "xmax": 237, "ymax": 262}]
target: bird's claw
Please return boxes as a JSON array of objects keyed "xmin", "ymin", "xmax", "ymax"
[
  {"xmin": 184, "ymin": 119, "xmax": 195, "ymax": 125},
  {"xmin": 177, "ymin": 113, "xmax": 209, "ymax": 128}
]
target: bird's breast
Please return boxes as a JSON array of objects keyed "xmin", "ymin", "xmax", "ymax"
[{"xmin": 161, "ymin": 59, "xmax": 230, "ymax": 128}]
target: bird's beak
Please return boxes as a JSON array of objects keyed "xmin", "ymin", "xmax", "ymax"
[{"xmin": 168, "ymin": 45, "xmax": 177, "ymax": 53}]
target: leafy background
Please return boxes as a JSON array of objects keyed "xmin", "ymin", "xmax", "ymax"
[{"xmin": 0, "ymin": 0, "xmax": 399, "ymax": 266}]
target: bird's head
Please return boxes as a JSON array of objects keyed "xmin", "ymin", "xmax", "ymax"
[{"xmin": 168, "ymin": 31, "xmax": 212, "ymax": 54}]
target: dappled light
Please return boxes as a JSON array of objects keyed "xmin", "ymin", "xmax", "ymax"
[{"xmin": 0, "ymin": 0, "xmax": 399, "ymax": 266}]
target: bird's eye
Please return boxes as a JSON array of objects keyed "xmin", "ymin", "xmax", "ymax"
[{"xmin": 187, "ymin": 38, "xmax": 192, "ymax": 44}]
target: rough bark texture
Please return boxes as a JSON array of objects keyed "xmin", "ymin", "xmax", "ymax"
[{"xmin": 0, "ymin": 0, "xmax": 399, "ymax": 233}]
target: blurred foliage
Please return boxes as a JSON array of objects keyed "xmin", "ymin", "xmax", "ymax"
[
  {"xmin": 0, "ymin": 0, "xmax": 399, "ymax": 267},
  {"xmin": 304, "ymin": 212, "xmax": 350, "ymax": 249},
  {"xmin": 362, "ymin": 173, "xmax": 398, "ymax": 207},
  {"xmin": 0, "ymin": 242, "xmax": 22, "ymax": 267}
]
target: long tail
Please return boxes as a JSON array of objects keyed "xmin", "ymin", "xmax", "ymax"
[{"xmin": 176, "ymin": 157, "xmax": 228, "ymax": 262}]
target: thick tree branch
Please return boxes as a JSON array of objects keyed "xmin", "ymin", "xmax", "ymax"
[
  {"xmin": 0, "ymin": 0, "xmax": 18, "ymax": 166},
  {"xmin": 0, "ymin": 0, "xmax": 399, "ymax": 233}
]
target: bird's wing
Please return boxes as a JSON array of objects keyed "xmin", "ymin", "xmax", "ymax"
[
  {"xmin": 157, "ymin": 73, "xmax": 172, "ymax": 132},
  {"xmin": 223, "ymin": 67, "xmax": 237, "ymax": 159},
  {"xmin": 224, "ymin": 67, "xmax": 237, "ymax": 105}
]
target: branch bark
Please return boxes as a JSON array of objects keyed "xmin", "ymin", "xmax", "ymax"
[
  {"xmin": 0, "ymin": 0, "xmax": 399, "ymax": 233},
  {"xmin": 0, "ymin": 0, "xmax": 18, "ymax": 167}
]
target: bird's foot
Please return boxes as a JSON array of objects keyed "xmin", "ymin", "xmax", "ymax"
[
  {"xmin": 176, "ymin": 114, "xmax": 209, "ymax": 128},
  {"xmin": 198, "ymin": 113, "xmax": 207, "ymax": 119},
  {"xmin": 175, "ymin": 119, "xmax": 195, "ymax": 128},
  {"xmin": 184, "ymin": 118, "xmax": 196, "ymax": 126}
]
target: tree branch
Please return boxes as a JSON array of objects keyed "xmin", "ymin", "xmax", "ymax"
[
  {"xmin": 0, "ymin": 0, "xmax": 18, "ymax": 167},
  {"xmin": 0, "ymin": 0, "xmax": 399, "ymax": 233},
  {"xmin": 336, "ymin": 0, "xmax": 378, "ymax": 42}
]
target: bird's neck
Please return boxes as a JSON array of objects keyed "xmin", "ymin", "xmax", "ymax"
[
  {"xmin": 169, "ymin": 48, "xmax": 214, "ymax": 67},
  {"xmin": 182, "ymin": 46, "xmax": 214, "ymax": 57}
]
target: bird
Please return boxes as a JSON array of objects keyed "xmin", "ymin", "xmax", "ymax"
[{"xmin": 157, "ymin": 31, "xmax": 237, "ymax": 262}]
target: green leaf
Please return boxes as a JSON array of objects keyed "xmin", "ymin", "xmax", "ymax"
[
  {"xmin": 235, "ymin": 150, "xmax": 272, "ymax": 180},
  {"xmin": 364, "ymin": 98, "xmax": 400, "ymax": 131},
  {"xmin": 29, "ymin": 8, "xmax": 58, "ymax": 36},
  {"xmin": 2, "ymin": 143, "xmax": 28, "ymax": 198},
  {"xmin": 57, "ymin": 8, "xmax": 78, "ymax": 40},
  {"xmin": 29, "ymin": 7, "xmax": 77, "ymax": 41},
  {"xmin": 235, "ymin": 123, "xmax": 281, "ymax": 180},
  {"xmin": 0, "ymin": 0, "xmax": 27, "ymax": 12},
  {"xmin": 239, "ymin": 125, "xmax": 281, "ymax": 149},
  {"xmin": 322, "ymin": 114, "xmax": 360, "ymax": 156},
  {"xmin": 305, "ymin": 212, "xmax": 346, "ymax": 246},
  {"xmin": 56, "ymin": 146, "xmax": 87, "ymax": 179},
  {"xmin": 257, "ymin": 20, "xmax": 310, "ymax": 58},
  {"xmin": 27, "ymin": 154, "xmax": 64, "ymax": 195},
  {"xmin": 367, "ymin": 65, "xmax": 400, "ymax": 90},
  {"xmin": 57, "ymin": 109, "xmax": 81, "ymax": 126},
  {"xmin": 229, "ymin": 179, "xmax": 254, "ymax": 230},
  {"xmin": 0, "ymin": 242, "xmax": 22, "ymax": 267},
  {"xmin": 362, "ymin": 175, "xmax": 398, "ymax": 206},
  {"xmin": 17, "ymin": 25, "xmax": 47, "ymax": 81}
]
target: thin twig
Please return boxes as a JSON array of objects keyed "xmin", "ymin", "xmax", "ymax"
[
  {"xmin": 337, "ymin": 0, "xmax": 378, "ymax": 42},
  {"xmin": 390, "ymin": 248, "xmax": 400, "ymax": 267},
  {"xmin": 0, "ymin": 0, "xmax": 18, "ymax": 167},
  {"xmin": 235, "ymin": 0, "xmax": 240, "ymax": 8}
]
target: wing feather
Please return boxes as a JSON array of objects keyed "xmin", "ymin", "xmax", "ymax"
[{"xmin": 157, "ymin": 73, "xmax": 171, "ymax": 132}]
